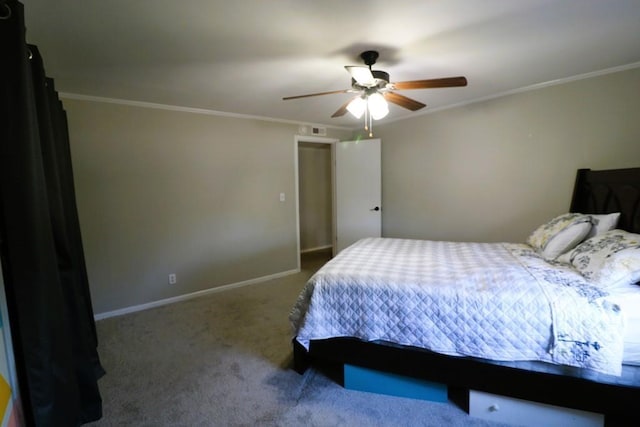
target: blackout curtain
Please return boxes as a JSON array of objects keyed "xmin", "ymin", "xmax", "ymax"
[{"xmin": 0, "ymin": 1, "xmax": 104, "ymax": 426}]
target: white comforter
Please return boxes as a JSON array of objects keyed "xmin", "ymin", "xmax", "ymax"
[{"xmin": 290, "ymin": 238, "xmax": 625, "ymax": 376}]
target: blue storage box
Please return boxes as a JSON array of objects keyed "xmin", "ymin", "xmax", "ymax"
[{"xmin": 344, "ymin": 364, "xmax": 448, "ymax": 402}]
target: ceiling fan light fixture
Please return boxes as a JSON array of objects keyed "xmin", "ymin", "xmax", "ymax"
[
  {"xmin": 346, "ymin": 96, "xmax": 366, "ymax": 119},
  {"xmin": 367, "ymin": 92, "xmax": 389, "ymax": 120},
  {"xmin": 346, "ymin": 66, "xmax": 376, "ymax": 87},
  {"xmin": 282, "ymin": 50, "xmax": 467, "ymax": 137}
]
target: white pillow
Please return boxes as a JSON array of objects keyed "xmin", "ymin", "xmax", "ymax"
[
  {"xmin": 570, "ymin": 229, "xmax": 640, "ymax": 289},
  {"xmin": 526, "ymin": 213, "xmax": 593, "ymax": 260},
  {"xmin": 556, "ymin": 213, "xmax": 620, "ymax": 264},
  {"xmin": 586, "ymin": 212, "xmax": 620, "ymax": 238}
]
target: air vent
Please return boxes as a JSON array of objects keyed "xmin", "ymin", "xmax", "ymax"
[{"xmin": 311, "ymin": 126, "xmax": 326, "ymax": 136}]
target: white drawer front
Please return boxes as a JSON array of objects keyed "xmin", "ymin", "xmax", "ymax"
[{"xmin": 469, "ymin": 390, "xmax": 604, "ymax": 427}]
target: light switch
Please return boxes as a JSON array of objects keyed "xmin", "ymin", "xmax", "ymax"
[{"xmin": 279, "ymin": 192, "xmax": 285, "ymax": 202}]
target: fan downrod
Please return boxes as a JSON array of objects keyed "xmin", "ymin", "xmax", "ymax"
[{"xmin": 360, "ymin": 50, "xmax": 379, "ymax": 67}]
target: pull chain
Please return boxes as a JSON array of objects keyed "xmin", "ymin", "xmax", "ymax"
[{"xmin": 363, "ymin": 105, "xmax": 369, "ymax": 132}]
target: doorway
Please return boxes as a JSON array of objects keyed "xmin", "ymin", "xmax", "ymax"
[
  {"xmin": 294, "ymin": 135, "xmax": 382, "ymax": 271},
  {"xmin": 295, "ymin": 135, "xmax": 337, "ymax": 271}
]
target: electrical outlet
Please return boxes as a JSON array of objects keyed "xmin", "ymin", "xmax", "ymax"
[{"xmin": 168, "ymin": 273, "xmax": 176, "ymax": 285}]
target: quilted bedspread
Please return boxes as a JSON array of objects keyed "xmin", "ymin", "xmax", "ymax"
[{"xmin": 290, "ymin": 238, "xmax": 625, "ymax": 376}]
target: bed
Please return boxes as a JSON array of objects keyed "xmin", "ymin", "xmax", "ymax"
[{"xmin": 290, "ymin": 167, "xmax": 640, "ymax": 424}]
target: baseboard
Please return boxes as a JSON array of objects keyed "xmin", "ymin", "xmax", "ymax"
[
  {"xmin": 300, "ymin": 245, "xmax": 332, "ymax": 254},
  {"xmin": 94, "ymin": 268, "xmax": 300, "ymax": 320}
]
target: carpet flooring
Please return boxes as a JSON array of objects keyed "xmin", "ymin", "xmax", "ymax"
[{"xmin": 86, "ymin": 250, "xmax": 508, "ymax": 426}]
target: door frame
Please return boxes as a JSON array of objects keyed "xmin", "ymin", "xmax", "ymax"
[{"xmin": 294, "ymin": 135, "xmax": 339, "ymax": 271}]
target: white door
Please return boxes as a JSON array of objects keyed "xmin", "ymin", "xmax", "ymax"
[{"xmin": 334, "ymin": 138, "xmax": 381, "ymax": 254}]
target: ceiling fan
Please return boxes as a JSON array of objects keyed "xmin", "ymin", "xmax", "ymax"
[{"xmin": 283, "ymin": 50, "xmax": 467, "ymax": 136}]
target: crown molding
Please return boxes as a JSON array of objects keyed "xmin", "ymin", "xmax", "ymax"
[{"xmin": 59, "ymin": 93, "xmax": 352, "ymax": 131}]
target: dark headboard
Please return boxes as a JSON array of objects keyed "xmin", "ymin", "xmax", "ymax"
[{"xmin": 570, "ymin": 167, "xmax": 640, "ymax": 234}]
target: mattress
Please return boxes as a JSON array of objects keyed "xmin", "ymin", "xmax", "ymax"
[{"xmin": 290, "ymin": 237, "xmax": 626, "ymax": 376}]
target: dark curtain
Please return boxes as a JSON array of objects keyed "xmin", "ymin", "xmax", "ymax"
[{"xmin": 0, "ymin": 1, "xmax": 104, "ymax": 426}]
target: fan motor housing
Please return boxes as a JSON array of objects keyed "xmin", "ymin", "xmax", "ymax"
[{"xmin": 372, "ymin": 70, "xmax": 389, "ymax": 83}]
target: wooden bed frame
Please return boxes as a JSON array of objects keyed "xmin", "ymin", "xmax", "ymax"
[{"xmin": 293, "ymin": 167, "xmax": 640, "ymax": 424}]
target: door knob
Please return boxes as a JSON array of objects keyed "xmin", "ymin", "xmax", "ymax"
[{"xmin": 370, "ymin": 206, "xmax": 380, "ymax": 211}]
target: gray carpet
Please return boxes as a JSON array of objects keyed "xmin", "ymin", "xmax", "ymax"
[{"xmin": 87, "ymin": 250, "xmax": 508, "ymax": 426}]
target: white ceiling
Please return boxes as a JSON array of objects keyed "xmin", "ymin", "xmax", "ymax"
[{"xmin": 22, "ymin": 0, "xmax": 640, "ymax": 129}]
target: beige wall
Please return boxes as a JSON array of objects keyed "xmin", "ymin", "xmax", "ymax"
[
  {"xmin": 65, "ymin": 98, "xmax": 350, "ymax": 314},
  {"xmin": 66, "ymin": 66, "xmax": 640, "ymax": 315},
  {"xmin": 375, "ymin": 67, "xmax": 640, "ymax": 243},
  {"xmin": 298, "ymin": 142, "xmax": 332, "ymax": 252}
]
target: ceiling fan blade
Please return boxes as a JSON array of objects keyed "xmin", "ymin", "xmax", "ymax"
[
  {"xmin": 283, "ymin": 89, "xmax": 349, "ymax": 100},
  {"xmin": 392, "ymin": 76, "xmax": 467, "ymax": 90},
  {"xmin": 345, "ymin": 66, "xmax": 376, "ymax": 86},
  {"xmin": 383, "ymin": 92, "xmax": 426, "ymax": 111},
  {"xmin": 331, "ymin": 97, "xmax": 357, "ymax": 118}
]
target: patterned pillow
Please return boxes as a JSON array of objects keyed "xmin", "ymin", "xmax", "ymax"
[
  {"xmin": 526, "ymin": 213, "xmax": 593, "ymax": 260},
  {"xmin": 569, "ymin": 229, "xmax": 640, "ymax": 288}
]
